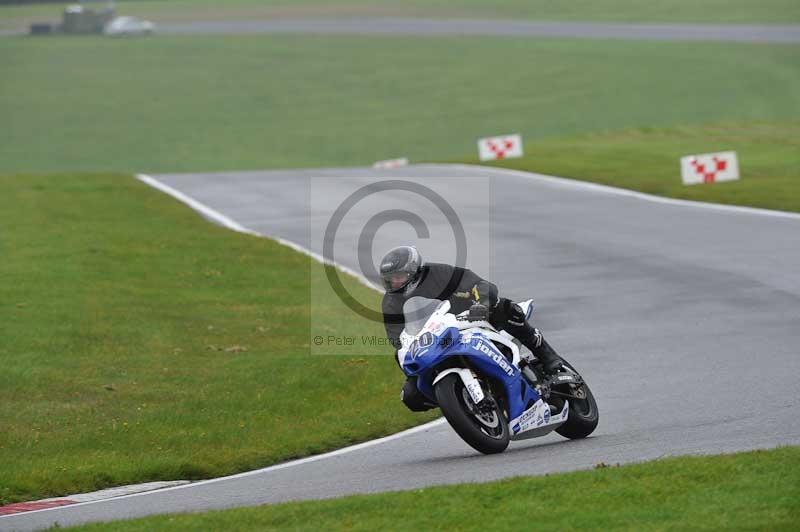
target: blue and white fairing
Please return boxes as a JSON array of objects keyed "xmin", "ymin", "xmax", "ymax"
[{"xmin": 397, "ymin": 300, "xmax": 568, "ymax": 439}]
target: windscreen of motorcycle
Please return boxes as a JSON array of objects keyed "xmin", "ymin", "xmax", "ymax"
[{"xmin": 402, "ymin": 296, "xmax": 444, "ymax": 336}]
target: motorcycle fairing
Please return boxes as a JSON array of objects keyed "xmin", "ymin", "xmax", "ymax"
[
  {"xmin": 509, "ymin": 399, "xmax": 569, "ymax": 441},
  {"xmin": 517, "ymin": 299, "xmax": 535, "ymax": 321},
  {"xmin": 399, "ymin": 310, "xmax": 542, "ymax": 422}
]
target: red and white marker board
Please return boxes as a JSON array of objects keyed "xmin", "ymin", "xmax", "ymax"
[
  {"xmin": 478, "ymin": 134, "xmax": 523, "ymax": 162},
  {"xmin": 680, "ymin": 151, "xmax": 739, "ymax": 185},
  {"xmin": 373, "ymin": 157, "xmax": 409, "ymax": 169}
]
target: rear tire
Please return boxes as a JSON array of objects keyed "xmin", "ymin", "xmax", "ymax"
[
  {"xmin": 435, "ymin": 373, "xmax": 509, "ymax": 454},
  {"xmin": 553, "ymin": 358, "xmax": 599, "ymax": 439}
]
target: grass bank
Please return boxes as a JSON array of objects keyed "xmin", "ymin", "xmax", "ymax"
[
  {"xmin": 1, "ymin": 0, "xmax": 798, "ymax": 29},
  {"xmin": 1, "ymin": 36, "xmax": 798, "ymax": 174},
  {"xmin": 469, "ymin": 120, "xmax": 800, "ymax": 212},
  {"xmin": 0, "ymin": 173, "xmax": 433, "ymax": 505},
  {"xmin": 69, "ymin": 446, "xmax": 800, "ymax": 531}
]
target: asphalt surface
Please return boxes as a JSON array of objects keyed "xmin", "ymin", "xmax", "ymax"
[
  {"xmin": 3, "ymin": 18, "xmax": 800, "ymax": 42},
  {"xmin": 3, "ymin": 164, "xmax": 799, "ymax": 530},
  {"xmin": 159, "ymin": 18, "xmax": 800, "ymax": 42}
]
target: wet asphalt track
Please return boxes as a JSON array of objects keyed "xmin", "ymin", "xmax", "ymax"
[
  {"xmin": 156, "ymin": 19, "xmax": 800, "ymax": 42},
  {"xmin": 3, "ymin": 164, "xmax": 799, "ymax": 530}
]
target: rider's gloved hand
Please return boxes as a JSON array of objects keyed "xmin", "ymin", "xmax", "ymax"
[{"xmin": 468, "ymin": 303, "xmax": 489, "ymax": 321}]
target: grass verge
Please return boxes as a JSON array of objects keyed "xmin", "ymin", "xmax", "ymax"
[
  {"xmin": 1, "ymin": 36, "xmax": 799, "ymax": 174},
  {"xmin": 0, "ymin": 173, "xmax": 433, "ymax": 505},
  {"xmin": 469, "ymin": 120, "xmax": 800, "ymax": 212},
  {"xmin": 68, "ymin": 446, "xmax": 800, "ymax": 531}
]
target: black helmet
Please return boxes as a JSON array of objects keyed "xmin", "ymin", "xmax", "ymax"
[{"xmin": 379, "ymin": 246, "xmax": 423, "ymax": 293}]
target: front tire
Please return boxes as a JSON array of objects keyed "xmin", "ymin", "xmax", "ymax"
[{"xmin": 435, "ymin": 373, "xmax": 509, "ymax": 454}]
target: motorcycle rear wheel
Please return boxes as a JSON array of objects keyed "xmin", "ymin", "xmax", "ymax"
[
  {"xmin": 435, "ymin": 373, "xmax": 510, "ymax": 454},
  {"xmin": 553, "ymin": 358, "xmax": 599, "ymax": 439}
]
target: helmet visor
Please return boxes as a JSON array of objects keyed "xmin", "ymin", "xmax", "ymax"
[{"xmin": 383, "ymin": 271, "xmax": 411, "ymax": 292}]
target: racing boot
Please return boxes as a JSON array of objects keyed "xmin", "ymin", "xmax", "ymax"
[
  {"xmin": 498, "ymin": 300, "xmax": 564, "ymax": 376},
  {"xmin": 519, "ymin": 328, "xmax": 564, "ymax": 376},
  {"xmin": 533, "ymin": 338, "xmax": 565, "ymax": 375}
]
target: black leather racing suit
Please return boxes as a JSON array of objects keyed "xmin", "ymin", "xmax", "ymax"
[{"xmin": 382, "ymin": 263, "xmax": 497, "ymax": 350}]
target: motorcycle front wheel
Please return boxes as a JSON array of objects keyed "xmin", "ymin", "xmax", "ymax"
[{"xmin": 435, "ymin": 373, "xmax": 509, "ymax": 454}]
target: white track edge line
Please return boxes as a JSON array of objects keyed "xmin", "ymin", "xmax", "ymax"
[
  {"xmin": 39, "ymin": 481, "xmax": 191, "ymax": 504},
  {"xmin": 0, "ymin": 419, "xmax": 447, "ymax": 519},
  {"xmin": 135, "ymin": 174, "xmax": 382, "ymax": 291},
  {"xmin": 0, "ymin": 175, "xmax": 444, "ymax": 520},
  {"xmin": 437, "ymin": 163, "xmax": 800, "ymax": 220}
]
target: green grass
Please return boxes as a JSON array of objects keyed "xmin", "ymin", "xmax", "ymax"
[
  {"xmin": 1, "ymin": 0, "xmax": 798, "ymax": 29},
  {"xmin": 0, "ymin": 172, "xmax": 435, "ymax": 505},
  {"xmin": 1, "ymin": 35, "xmax": 799, "ymax": 176},
  {"xmin": 469, "ymin": 120, "xmax": 800, "ymax": 212},
  {"xmin": 4, "ymin": 35, "xmax": 798, "ymax": 211},
  {"xmin": 67, "ymin": 446, "xmax": 800, "ymax": 531}
]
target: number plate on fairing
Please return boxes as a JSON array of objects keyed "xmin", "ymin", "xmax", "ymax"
[{"xmin": 465, "ymin": 378, "xmax": 485, "ymax": 404}]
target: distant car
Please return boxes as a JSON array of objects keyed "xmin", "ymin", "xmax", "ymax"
[{"xmin": 103, "ymin": 16, "xmax": 155, "ymax": 37}]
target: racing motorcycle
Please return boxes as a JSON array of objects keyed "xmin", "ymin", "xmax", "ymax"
[{"xmin": 397, "ymin": 300, "xmax": 598, "ymax": 454}]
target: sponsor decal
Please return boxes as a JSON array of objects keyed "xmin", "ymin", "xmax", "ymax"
[
  {"xmin": 430, "ymin": 322, "xmax": 447, "ymax": 336},
  {"xmin": 474, "ymin": 340, "xmax": 515, "ymax": 376},
  {"xmin": 515, "ymin": 403, "xmax": 549, "ymax": 432},
  {"xmin": 518, "ymin": 405, "xmax": 540, "ymax": 425}
]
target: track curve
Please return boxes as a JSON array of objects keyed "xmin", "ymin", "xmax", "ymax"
[{"xmin": 3, "ymin": 164, "xmax": 799, "ymax": 531}]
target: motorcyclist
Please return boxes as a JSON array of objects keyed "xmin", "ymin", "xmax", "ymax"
[{"xmin": 380, "ymin": 245, "xmax": 565, "ymax": 412}]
